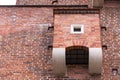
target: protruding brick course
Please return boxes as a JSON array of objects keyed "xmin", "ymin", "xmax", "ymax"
[{"xmin": 17, "ymin": 0, "xmax": 92, "ymax": 8}]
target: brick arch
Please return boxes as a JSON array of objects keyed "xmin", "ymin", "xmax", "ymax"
[
  {"xmin": 64, "ymin": 40, "xmax": 89, "ymax": 48},
  {"xmin": 66, "ymin": 46, "xmax": 89, "ymax": 55},
  {"xmin": 66, "ymin": 46, "xmax": 89, "ymax": 50}
]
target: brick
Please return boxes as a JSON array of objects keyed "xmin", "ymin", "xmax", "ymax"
[
  {"xmin": 0, "ymin": 1, "xmax": 119, "ymax": 80},
  {"xmin": 54, "ymin": 14, "xmax": 101, "ymax": 48}
]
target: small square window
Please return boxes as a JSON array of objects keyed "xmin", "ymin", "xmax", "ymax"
[
  {"xmin": 74, "ymin": 27, "xmax": 81, "ymax": 32},
  {"xmin": 71, "ymin": 24, "xmax": 84, "ymax": 34}
]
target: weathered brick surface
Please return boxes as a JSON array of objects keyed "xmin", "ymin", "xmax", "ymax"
[
  {"xmin": 17, "ymin": 0, "xmax": 92, "ymax": 8},
  {"xmin": 0, "ymin": 7, "xmax": 101, "ymax": 80},
  {"xmin": 0, "ymin": 7, "xmax": 53, "ymax": 34},
  {"xmin": 54, "ymin": 14, "xmax": 101, "ymax": 48},
  {"xmin": 0, "ymin": 27, "xmax": 54, "ymax": 80},
  {"xmin": 0, "ymin": 7, "xmax": 53, "ymax": 80},
  {"xmin": 104, "ymin": 0, "xmax": 120, "ymax": 7},
  {"xmin": 67, "ymin": 65, "xmax": 101, "ymax": 80},
  {"xmin": 100, "ymin": 7, "xmax": 120, "ymax": 80},
  {"xmin": 0, "ymin": 1, "xmax": 120, "ymax": 80}
]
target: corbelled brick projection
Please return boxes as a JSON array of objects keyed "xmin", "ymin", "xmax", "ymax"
[
  {"xmin": 0, "ymin": 0, "xmax": 120, "ymax": 80},
  {"xmin": 54, "ymin": 14, "xmax": 101, "ymax": 48}
]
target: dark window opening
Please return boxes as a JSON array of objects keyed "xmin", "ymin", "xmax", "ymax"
[
  {"xmin": 74, "ymin": 27, "xmax": 81, "ymax": 32},
  {"xmin": 66, "ymin": 46, "xmax": 89, "ymax": 65}
]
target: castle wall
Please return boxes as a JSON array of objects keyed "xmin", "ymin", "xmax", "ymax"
[
  {"xmin": 0, "ymin": 1, "xmax": 119, "ymax": 79},
  {"xmin": 0, "ymin": 7, "xmax": 54, "ymax": 80},
  {"xmin": 101, "ymin": 7, "xmax": 120, "ymax": 80}
]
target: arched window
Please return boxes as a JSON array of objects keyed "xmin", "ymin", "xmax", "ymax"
[
  {"xmin": 0, "ymin": 0, "xmax": 16, "ymax": 5},
  {"xmin": 66, "ymin": 46, "xmax": 89, "ymax": 65}
]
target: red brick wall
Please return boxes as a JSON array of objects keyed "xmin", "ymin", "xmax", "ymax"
[
  {"xmin": 0, "ymin": 7, "xmax": 102, "ymax": 80},
  {"xmin": 101, "ymin": 7, "xmax": 120, "ymax": 80},
  {"xmin": 0, "ymin": 7, "xmax": 53, "ymax": 35},
  {"xmin": 54, "ymin": 14, "xmax": 101, "ymax": 48},
  {"xmin": 0, "ymin": 7, "xmax": 54, "ymax": 80},
  {"xmin": 0, "ymin": 1, "xmax": 120, "ymax": 80}
]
